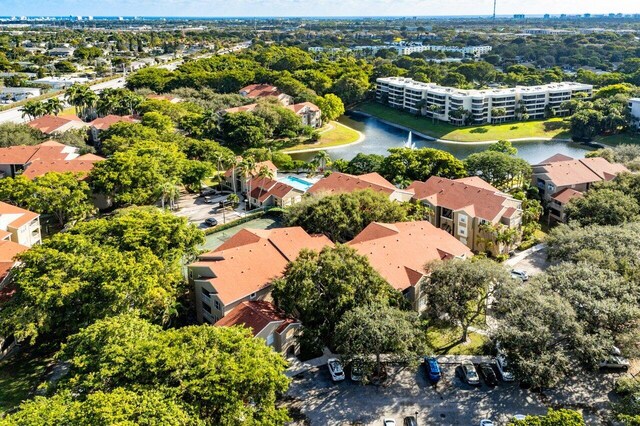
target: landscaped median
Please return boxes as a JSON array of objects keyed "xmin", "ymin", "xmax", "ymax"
[
  {"xmin": 354, "ymin": 101, "xmax": 573, "ymax": 143},
  {"xmin": 281, "ymin": 118, "xmax": 363, "ymax": 153}
]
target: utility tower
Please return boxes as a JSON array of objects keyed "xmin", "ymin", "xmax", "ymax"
[{"xmin": 493, "ymin": 0, "xmax": 497, "ymax": 19}]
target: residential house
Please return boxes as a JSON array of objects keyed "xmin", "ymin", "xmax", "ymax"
[
  {"xmin": 407, "ymin": 176, "xmax": 523, "ymax": 255},
  {"xmin": 0, "ymin": 240, "xmax": 29, "ymax": 359},
  {"xmin": 0, "ymin": 87, "xmax": 40, "ymax": 101},
  {"xmin": 32, "ymin": 77, "xmax": 89, "ymax": 89},
  {"xmin": 247, "ymin": 177, "xmax": 304, "ymax": 208},
  {"xmin": 532, "ymin": 154, "xmax": 628, "ymax": 221},
  {"xmin": 349, "ymin": 221, "xmax": 473, "ymax": 311},
  {"xmin": 27, "ymin": 115, "xmax": 88, "ymax": 135},
  {"xmin": 286, "ymin": 102, "xmax": 322, "ymax": 128},
  {"xmin": 307, "ymin": 172, "xmax": 414, "ymax": 202},
  {"xmin": 189, "ymin": 227, "xmax": 332, "ymax": 325},
  {"xmin": 214, "ymin": 300, "xmax": 301, "ymax": 356},
  {"xmin": 47, "ymin": 47, "xmax": 75, "ymax": 57},
  {"xmin": 89, "ymin": 114, "xmax": 138, "ymax": 143},
  {"xmin": 0, "ymin": 202, "xmax": 41, "ymax": 247},
  {"xmin": 223, "ymin": 160, "xmax": 278, "ymax": 194},
  {"xmin": 0, "ymin": 141, "xmax": 103, "ymax": 180},
  {"xmin": 239, "ymin": 84, "xmax": 293, "ymax": 106}
]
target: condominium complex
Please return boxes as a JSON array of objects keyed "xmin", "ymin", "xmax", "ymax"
[
  {"xmin": 629, "ymin": 98, "xmax": 640, "ymax": 129},
  {"xmin": 376, "ymin": 77, "xmax": 593, "ymax": 125}
]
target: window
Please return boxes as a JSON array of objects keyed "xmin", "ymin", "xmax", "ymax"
[
  {"xmin": 214, "ymin": 300, "xmax": 221, "ymax": 311},
  {"xmin": 201, "ymin": 301, "xmax": 211, "ymax": 313},
  {"xmin": 189, "ymin": 269, "xmax": 194, "ymax": 279},
  {"xmin": 201, "ymin": 287, "xmax": 210, "ymax": 297},
  {"xmin": 458, "ymin": 226, "xmax": 467, "ymax": 237},
  {"xmin": 249, "ymin": 292, "xmax": 257, "ymax": 300},
  {"xmin": 266, "ymin": 333, "xmax": 275, "ymax": 346},
  {"xmin": 458, "ymin": 214, "xmax": 467, "ymax": 225},
  {"xmin": 547, "ymin": 183, "xmax": 556, "ymax": 193}
]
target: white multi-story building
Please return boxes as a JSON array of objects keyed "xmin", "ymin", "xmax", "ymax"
[
  {"xmin": 376, "ymin": 77, "xmax": 592, "ymax": 125},
  {"xmin": 420, "ymin": 45, "xmax": 493, "ymax": 57},
  {"xmin": 629, "ymin": 98, "xmax": 640, "ymax": 129}
]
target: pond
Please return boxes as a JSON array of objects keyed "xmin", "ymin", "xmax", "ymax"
[{"xmin": 291, "ymin": 112, "xmax": 593, "ymax": 164}]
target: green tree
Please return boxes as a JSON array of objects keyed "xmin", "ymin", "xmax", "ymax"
[
  {"xmin": 487, "ymin": 140, "xmax": 517, "ymax": 155},
  {"xmin": 0, "ymin": 123, "xmax": 43, "ymax": 147},
  {"xmin": 570, "ymin": 109, "xmax": 604, "ymax": 141},
  {"xmin": 564, "ymin": 188, "xmax": 640, "ymax": 226},
  {"xmin": 336, "ymin": 303, "xmax": 426, "ymax": 378},
  {"xmin": 20, "ymin": 100, "xmax": 47, "ymax": 120},
  {"xmin": 345, "ymin": 153, "xmax": 385, "ymax": 175},
  {"xmin": 422, "ymin": 258, "xmax": 512, "ymax": 342},
  {"xmin": 509, "ymin": 409, "xmax": 585, "ymax": 425},
  {"xmin": 273, "ymin": 245, "xmax": 403, "ymax": 351},
  {"xmin": 57, "ymin": 314, "xmax": 290, "ymax": 425},
  {"xmin": 464, "ymin": 151, "xmax": 531, "ymax": 190},
  {"xmin": 1, "ymin": 389, "xmax": 201, "ymax": 426},
  {"xmin": 141, "ymin": 111, "xmax": 175, "ymax": 134},
  {"xmin": 284, "ymin": 190, "xmax": 411, "ymax": 243},
  {"xmin": 315, "ymin": 93, "xmax": 345, "ymax": 121},
  {"xmin": 380, "ymin": 147, "xmax": 466, "ymax": 184}
]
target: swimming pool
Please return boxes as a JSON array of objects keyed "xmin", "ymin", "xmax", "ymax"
[{"xmin": 278, "ymin": 175, "xmax": 315, "ymax": 192}]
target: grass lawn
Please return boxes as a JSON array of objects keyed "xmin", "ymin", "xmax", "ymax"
[
  {"xmin": 0, "ymin": 348, "xmax": 54, "ymax": 414},
  {"xmin": 281, "ymin": 119, "xmax": 361, "ymax": 152},
  {"xmin": 58, "ymin": 106, "xmax": 78, "ymax": 117},
  {"xmin": 426, "ymin": 326, "xmax": 488, "ymax": 356},
  {"xmin": 355, "ymin": 101, "xmax": 572, "ymax": 143},
  {"xmin": 595, "ymin": 132, "xmax": 640, "ymax": 146}
]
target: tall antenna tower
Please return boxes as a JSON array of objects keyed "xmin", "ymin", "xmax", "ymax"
[{"xmin": 493, "ymin": 0, "xmax": 497, "ymax": 19}]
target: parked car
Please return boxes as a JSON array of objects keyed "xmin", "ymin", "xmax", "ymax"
[
  {"xmin": 424, "ymin": 356, "xmax": 441, "ymax": 383},
  {"xmin": 350, "ymin": 359, "xmax": 364, "ymax": 382},
  {"xmin": 204, "ymin": 217, "xmax": 218, "ymax": 227},
  {"xmin": 480, "ymin": 420, "xmax": 494, "ymax": 426},
  {"xmin": 513, "ymin": 414, "xmax": 526, "ymax": 421},
  {"xmin": 204, "ymin": 196, "xmax": 217, "ymax": 204},
  {"xmin": 327, "ymin": 358, "xmax": 345, "ymax": 382},
  {"xmin": 383, "ymin": 419, "xmax": 396, "ymax": 426},
  {"xmin": 461, "ymin": 361, "xmax": 480, "ymax": 385},
  {"xmin": 495, "ymin": 354, "xmax": 515, "ymax": 382},
  {"xmin": 403, "ymin": 416, "xmax": 417, "ymax": 426},
  {"xmin": 511, "ymin": 269, "xmax": 529, "ymax": 281},
  {"xmin": 200, "ymin": 188, "xmax": 217, "ymax": 197},
  {"xmin": 478, "ymin": 362, "xmax": 498, "ymax": 386},
  {"xmin": 599, "ymin": 347, "xmax": 630, "ymax": 370}
]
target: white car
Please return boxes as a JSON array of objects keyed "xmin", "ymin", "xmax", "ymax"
[
  {"xmin": 480, "ymin": 420, "xmax": 494, "ymax": 426},
  {"xmin": 383, "ymin": 419, "xmax": 396, "ymax": 426},
  {"xmin": 513, "ymin": 414, "xmax": 526, "ymax": 421},
  {"xmin": 495, "ymin": 354, "xmax": 515, "ymax": 382},
  {"xmin": 327, "ymin": 358, "xmax": 345, "ymax": 382},
  {"xmin": 511, "ymin": 269, "xmax": 529, "ymax": 281}
]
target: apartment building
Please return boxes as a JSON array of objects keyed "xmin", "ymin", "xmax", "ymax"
[
  {"xmin": 629, "ymin": 98, "xmax": 640, "ymax": 129},
  {"xmin": 408, "ymin": 176, "xmax": 523, "ymax": 255},
  {"xmin": 308, "ymin": 172, "xmax": 414, "ymax": 202},
  {"xmin": 420, "ymin": 45, "xmax": 493, "ymax": 57},
  {"xmin": 0, "ymin": 202, "xmax": 41, "ymax": 247},
  {"xmin": 376, "ymin": 77, "xmax": 592, "ymax": 125}
]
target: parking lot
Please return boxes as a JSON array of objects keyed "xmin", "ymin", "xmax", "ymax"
[
  {"xmin": 174, "ymin": 192, "xmax": 245, "ymax": 229},
  {"xmin": 506, "ymin": 244, "xmax": 550, "ymax": 278},
  {"xmin": 285, "ymin": 358, "xmax": 621, "ymax": 425}
]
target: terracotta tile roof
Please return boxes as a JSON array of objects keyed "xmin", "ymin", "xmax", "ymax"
[
  {"xmin": 538, "ymin": 153, "xmax": 575, "ymax": 164},
  {"xmin": 223, "ymin": 103, "xmax": 258, "ymax": 114},
  {"xmin": 286, "ymin": 102, "xmax": 320, "ymax": 114},
  {"xmin": 89, "ymin": 115, "xmax": 137, "ymax": 130},
  {"xmin": 0, "ymin": 141, "xmax": 79, "ymax": 166},
  {"xmin": 454, "ymin": 176, "xmax": 500, "ymax": 192},
  {"xmin": 214, "ymin": 300, "xmax": 297, "ymax": 336},
  {"xmin": 308, "ymin": 172, "xmax": 397, "ymax": 196},
  {"xmin": 249, "ymin": 178, "xmax": 300, "ymax": 203},
  {"xmin": 239, "ymin": 84, "xmax": 283, "ymax": 98},
  {"xmin": 0, "ymin": 201, "xmax": 39, "ymax": 229},
  {"xmin": 27, "ymin": 115, "xmax": 87, "ymax": 134},
  {"xmin": 408, "ymin": 176, "xmax": 520, "ymax": 222},
  {"xmin": 534, "ymin": 157, "xmax": 628, "ymax": 187},
  {"xmin": 552, "ymin": 188, "xmax": 583, "ymax": 204},
  {"xmin": 349, "ymin": 221, "xmax": 473, "ymax": 291},
  {"xmin": 0, "ymin": 238, "xmax": 29, "ymax": 285},
  {"xmin": 0, "ymin": 146, "xmax": 41, "ymax": 164},
  {"xmin": 192, "ymin": 227, "xmax": 333, "ymax": 305}
]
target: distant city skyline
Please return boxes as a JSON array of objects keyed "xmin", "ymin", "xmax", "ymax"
[{"xmin": 2, "ymin": 0, "xmax": 639, "ymax": 18}]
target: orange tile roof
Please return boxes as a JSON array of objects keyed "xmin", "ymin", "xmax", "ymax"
[
  {"xmin": 214, "ymin": 300, "xmax": 297, "ymax": 336},
  {"xmin": 240, "ymin": 84, "xmax": 283, "ymax": 98},
  {"xmin": 0, "ymin": 141, "xmax": 79, "ymax": 166},
  {"xmin": 223, "ymin": 103, "xmax": 259, "ymax": 114},
  {"xmin": 248, "ymin": 177, "xmax": 300, "ymax": 203},
  {"xmin": 0, "ymin": 201, "xmax": 39, "ymax": 229},
  {"xmin": 552, "ymin": 188, "xmax": 583, "ymax": 204},
  {"xmin": 0, "ymin": 146, "xmax": 41, "ymax": 164},
  {"xmin": 454, "ymin": 176, "xmax": 500, "ymax": 192},
  {"xmin": 286, "ymin": 102, "xmax": 320, "ymax": 114},
  {"xmin": 534, "ymin": 157, "xmax": 628, "ymax": 187},
  {"xmin": 89, "ymin": 115, "xmax": 137, "ymax": 131},
  {"xmin": 27, "ymin": 115, "xmax": 86, "ymax": 134},
  {"xmin": 349, "ymin": 221, "xmax": 473, "ymax": 292},
  {"xmin": 192, "ymin": 227, "xmax": 333, "ymax": 305},
  {"xmin": 308, "ymin": 172, "xmax": 397, "ymax": 196},
  {"xmin": 0, "ymin": 239, "xmax": 28, "ymax": 284},
  {"xmin": 538, "ymin": 153, "xmax": 575, "ymax": 164},
  {"xmin": 408, "ymin": 176, "xmax": 519, "ymax": 222}
]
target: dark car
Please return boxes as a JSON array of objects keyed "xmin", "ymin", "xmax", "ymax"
[
  {"xmin": 478, "ymin": 363, "xmax": 498, "ymax": 386},
  {"xmin": 204, "ymin": 217, "xmax": 218, "ymax": 227},
  {"xmin": 403, "ymin": 416, "xmax": 418, "ymax": 426},
  {"xmin": 424, "ymin": 356, "xmax": 441, "ymax": 383}
]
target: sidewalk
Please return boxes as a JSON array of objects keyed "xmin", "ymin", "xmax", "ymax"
[
  {"xmin": 505, "ymin": 243, "xmax": 546, "ymax": 267},
  {"xmin": 286, "ymin": 348, "xmax": 337, "ymax": 377}
]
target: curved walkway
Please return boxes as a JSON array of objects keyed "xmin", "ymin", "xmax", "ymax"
[
  {"xmin": 354, "ymin": 111, "xmax": 573, "ymax": 145},
  {"xmin": 282, "ymin": 121, "xmax": 365, "ymax": 154}
]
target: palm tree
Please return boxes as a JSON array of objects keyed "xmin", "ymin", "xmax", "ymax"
[
  {"xmin": 20, "ymin": 100, "xmax": 47, "ymax": 120},
  {"xmin": 312, "ymin": 150, "xmax": 332, "ymax": 174},
  {"xmin": 119, "ymin": 91, "xmax": 143, "ymax": 116},
  {"xmin": 255, "ymin": 165, "xmax": 275, "ymax": 206},
  {"xmin": 44, "ymin": 98, "xmax": 63, "ymax": 116},
  {"xmin": 65, "ymin": 84, "xmax": 97, "ymax": 120},
  {"xmin": 427, "ymin": 104, "xmax": 440, "ymax": 123},
  {"xmin": 96, "ymin": 89, "xmax": 119, "ymax": 117},
  {"xmin": 237, "ymin": 157, "xmax": 257, "ymax": 208},
  {"xmin": 491, "ymin": 107, "xmax": 507, "ymax": 124},
  {"xmin": 159, "ymin": 180, "xmax": 181, "ymax": 210}
]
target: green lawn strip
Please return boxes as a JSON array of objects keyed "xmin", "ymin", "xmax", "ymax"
[
  {"xmin": 426, "ymin": 326, "xmax": 488, "ymax": 356},
  {"xmin": 282, "ymin": 120, "xmax": 361, "ymax": 152},
  {"xmin": 354, "ymin": 101, "xmax": 571, "ymax": 142},
  {"xmin": 0, "ymin": 348, "xmax": 54, "ymax": 413},
  {"xmin": 595, "ymin": 132, "xmax": 640, "ymax": 146}
]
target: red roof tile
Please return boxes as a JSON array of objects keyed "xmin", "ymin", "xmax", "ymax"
[
  {"xmin": 27, "ymin": 115, "xmax": 87, "ymax": 134},
  {"xmin": 89, "ymin": 115, "xmax": 137, "ymax": 131},
  {"xmin": 0, "ymin": 201, "xmax": 39, "ymax": 229},
  {"xmin": 239, "ymin": 84, "xmax": 283, "ymax": 99},
  {"xmin": 308, "ymin": 172, "xmax": 397, "ymax": 196},
  {"xmin": 286, "ymin": 102, "xmax": 320, "ymax": 114},
  {"xmin": 551, "ymin": 188, "xmax": 584, "ymax": 204},
  {"xmin": 534, "ymin": 157, "xmax": 628, "ymax": 187},
  {"xmin": 214, "ymin": 300, "xmax": 297, "ymax": 336}
]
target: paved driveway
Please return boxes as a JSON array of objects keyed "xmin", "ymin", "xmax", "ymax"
[
  {"xmin": 173, "ymin": 192, "xmax": 244, "ymax": 229},
  {"xmin": 506, "ymin": 244, "xmax": 550, "ymax": 278},
  {"xmin": 285, "ymin": 362, "xmax": 619, "ymax": 425}
]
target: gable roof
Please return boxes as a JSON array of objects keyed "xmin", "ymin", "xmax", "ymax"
[
  {"xmin": 27, "ymin": 115, "xmax": 87, "ymax": 134},
  {"xmin": 534, "ymin": 157, "xmax": 628, "ymax": 187},
  {"xmin": 408, "ymin": 176, "xmax": 521, "ymax": 222},
  {"xmin": 349, "ymin": 221, "xmax": 473, "ymax": 292},
  {"xmin": 552, "ymin": 188, "xmax": 583, "ymax": 205},
  {"xmin": 308, "ymin": 172, "xmax": 398, "ymax": 196},
  {"xmin": 239, "ymin": 84, "xmax": 284, "ymax": 99},
  {"xmin": 89, "ymin": 115, "xmax": 137, "ymax": 131},
  {"xmin": 0, "ymin": 141, "xmax": 80, "ymax": 166},
  {"xmin": 223, "ymin": 103, "xmax": 259, "ymax": 114},
  {"xmin": 538, "ymin": 153, "xmax": 574, "ymax": 164},
  {"xmin": 0, "ymin": 201, "xmax": 39, "ymax": 229},
  {"xmin": 21, "ymin": 155, "xmax": 104, "ymax": 180},
  {"xmin": 248, "ymin": 177, "xmax": 301, "ymax": 203},
  {"xmin": 286, "ymin": 102, "xmax": 320, "ymax": 115},
  {"xmin": 191, "ymin": 227, "xmax": 333, "ymax": 305},
  {"xmin": 214, "ymin": 300, "xmax": 297, "ymax": 336}
]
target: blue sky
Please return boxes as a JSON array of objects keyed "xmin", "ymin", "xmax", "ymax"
[{"xmin": 1, "ymin": 0, "xmax": 639, "ymax": 17}]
